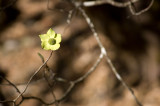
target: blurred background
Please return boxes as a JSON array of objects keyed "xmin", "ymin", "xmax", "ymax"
[{"xmin": 0, "ymin": 0, "xmax": 160, "ymax": 106}]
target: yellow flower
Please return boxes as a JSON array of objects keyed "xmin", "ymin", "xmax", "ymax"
[{"xmin": 39, "ymin": 28, "xmax": 61, "ymax": 50}]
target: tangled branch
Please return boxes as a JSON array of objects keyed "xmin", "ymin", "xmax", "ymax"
[{"xmin": 0, "ymin": 0, "xmax": 154, "ymax": 106}]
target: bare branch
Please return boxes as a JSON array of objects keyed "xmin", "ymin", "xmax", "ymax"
[
  {"xmin": 14, "ymin": 51, "xmax": 53, "ymax": 103},
  {"xmin": 0, "ymin": 78, "xmax": 45, "ymax": 87},
  {"xmin": 58, "ymin": 53, "xmax": 103, "ymax": 102},
  {"xmin": 0, "ymin": 100, "xmax": 13, "ymax": 103},
  {"xmin": 105, "ymin": 55, "xmax": 143, "ymax": 106},
  {"xmin": 44, "ymin": 69, "xmax": 59, "ymax": 106},
  {"xmin": 22, "ymin": 52, "xmax": 103, "ymax": 105},
  {"xmin": 74, "ymin": 53, "xmax": 104, "ymax": 83},
  {"xmin": 67, "ymin": 10, "xmax": 74, "ymax": 24},
  {"xmin": 82, "ymin": 0, "xmax": 138, "ymax": 7},
  {"xmin": 0, "ymin": 76, "xmax": 21, "ymax": 94},
  {"xmin": 1, "ymin": 0, "xmax": 154, "ymax": 105},
  {"xmin": 129, "ymin": 0, "xmax": 154, "ymax": 15},
  {"xmin": 72, "ymin": 2, "xmax": 143, "ymax": 106},
  {"xmin": 23, "ymin": 96, "xmax": 49, "ymax": 105},
  {"xmin": 82, "ymin": 0, "xmax": 154, "ymax": 16}
]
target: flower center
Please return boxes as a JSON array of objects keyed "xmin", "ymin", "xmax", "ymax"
[{"xmin": 48, "ymin": 38, "xmax": 56, "ymax": 45}]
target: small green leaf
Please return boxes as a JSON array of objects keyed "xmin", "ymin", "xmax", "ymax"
[{"xmin": 38, "ymin": 52, "xmax": 44, "ymax": 63}]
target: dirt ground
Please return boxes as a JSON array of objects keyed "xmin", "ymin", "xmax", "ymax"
[{"xmin": 0, "ymin": 0, "xmax": 160, "ymax": 106}]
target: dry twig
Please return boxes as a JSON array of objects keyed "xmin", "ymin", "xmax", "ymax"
[{"xmin": 0, "ymin": 0, "xmax": 154, "ymax": 105}]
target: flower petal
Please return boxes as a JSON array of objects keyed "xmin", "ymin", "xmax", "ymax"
[
  {"xmin": 50, "ymin": 44, "xmax": 60, "ymax": 50},
  {"xmin": 39, "ymin": 34, "xmax": 49, "ymax": 41},
  {"xmin": 47, "ymin": 28, "xmax": 55, "ymax": 38},
  {"xmin": 55, "ymin": 34, "xmax": 61, "ymax": 43},
  {"xmin": 41, "ymin": 41, "xmax": 51, "ymax": 50}
]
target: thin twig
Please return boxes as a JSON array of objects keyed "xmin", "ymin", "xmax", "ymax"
[
  {"xmin": 74, "ymin": 53, "xmax": 104, "ymax": 83},
  {"xmin": 75, "ymin": 3, "xmax": 143, "ymax": 106},
  {"xmin": 0, "ymin": 78, "xmax": 46, "ymax": 86},
  {"xmin": 105, "ymin": 55, "xmax": 142, "ymax": 106},
  {"xmin": 24, "ymin": 53, "xmax": 103, "ymax": 105},
  {"xmin": 58, "ymin": 53, "xmax": 103, "ymax": 102},
  {"xmin": 67, "ymin": 10, "xmax": 73, "ymax": 24},
  {"xmin": 129, "ymin": 0, "xmax": 154, "ymax": 15},
  {"xmin": 23, "ymin": 96, "xmax": 49, "ymax": 104},
  {"xmin": 0, "ymin": 0, "xmax": 154, "ymax": 105},
  {"xmin": 0, "ymin": 76, "xmax": 21, "ymax": 94},
  {"xmin": 82, "ymin": 0, "xmax": 138, "ymax": 7},
  {"xmin": 13, "ymin": 51, "xmax": 53, "ymax": 102},
  {"xmin": 44, "ymin": 70, "xmax": 59, "ymax": 106},
  {"xmin": 82, "ymin": 0, "xmax": 153, "ymax": 16}
]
